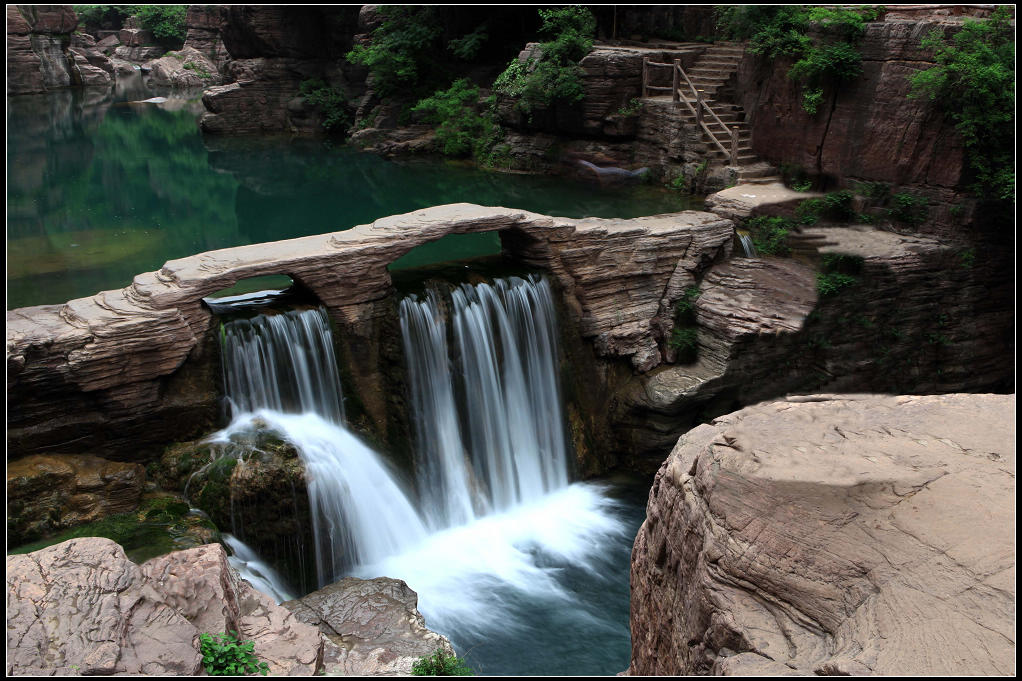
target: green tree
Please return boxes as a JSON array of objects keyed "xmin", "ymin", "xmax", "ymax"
[{"xmin": 908, "ymin": 6, "xmax": 1014, "ymax": 201}]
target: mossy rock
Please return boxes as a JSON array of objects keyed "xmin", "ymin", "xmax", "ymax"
[{"xmin": 7, "ymin": 491, "xmax": 221, "ymax": 564}]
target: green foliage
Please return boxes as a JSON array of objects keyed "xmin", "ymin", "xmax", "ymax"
[
  {"xmin": 886, "ymin": 192, "xmax": 928, "ymax": 225},
  {"xmin": 347, "ymin": 6, "xmax": 444, "ymax": 97},
  {"xmin": 957, "ymin": 248, "xmax": 976, "ymax": 268},
  {"xmin": 616, "ymin": 97, "xmax": 643, "ymax": 117},
  {"xmin": 182, "ymin": 62, "xmax": 212, "ymax": 80},
  {"xmin": 817, "ymin": 271, "xmax": 857, "ymax": 297},
  {"xmin": 74, "ymin": 5, "xmax": 133, "ymax": 31},
  {"xmin": 816, "ymin": 252, "xmax": 863, "ymax": 297},
  {"xmin": 411, "ymin": 649, "xmax": 474, "ymax": 676},
  {"xmin": 199, "ymin": 631, "xmax": 270, "ymax": 676},
  {"xmin": 494, "ymin": 7, "xmax": 595, "ymax": 116},
  {"xmin": 717, "ymin": 6, "xmax": 882, "ymax": 114},
  {"xmin": 413, "ymin": 79, "xmax": 498, "ymax": 158},
  {"xmin": 668, "ymin": 326, "xmax": 699, "ymax": 353},
  {"xmin": 448, "ymin": 26, "xmax": 488, "ymax": 61},
  {"xmin": 853, "ymin": 180, "xmax": 890, "ymax": 202},
  {"xmin": 746, "ymin": 215, "xmax": 792, "ymax": 256},
  {"xmin": 674, "ymin": 285, "xmax": 701, "ymax": 319},
  {"xmin": 908, "ymin": 6, "xmax": 1014, "ymax": 201},
  {"xmin": 792, "ymin": 179, "xmax": 813, "ymax": 192},
  {"xmin": 133, "ymin": 5, "xmax": 187, "ymax": 43},
  {"xmin": 299, "ymin": 79, "xmax": 350, "ymax": 133},
  {"xmin": 796, "ymin": 190, "xmax": 857, "ymax": 224}
]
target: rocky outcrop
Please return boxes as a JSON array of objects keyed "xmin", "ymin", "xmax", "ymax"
[
  {"xmin": 7, "ymin": 5, "xmax": 78, "ymax": 95},
  {"xmin": 614, "ymin": 222, "xmax": 1015, "ymax": 466},
  {"xmin": 7, "ymin": 205, "xmax": 733, "ymax": 461},
  {"xmin": 7, "ymin": 454, "xmax": 145, "ymax": 545},
  {"xmin": 146, "ymin": 45, "xmax": 220, "ymax": 88},
  {"xmin": 629, "ymin": 393, "xmax": 1016, "ymax": 676},
  {"xmin": 6, "ymin": 538, "xmax": 323, "ymax": 676},
  {"xmin": 284, "ymin": 577, "xmax": 455, "ymax": 675},
  {"xmin": 198, "ymin": 5, "xmax": 362, "ymax": 135},
  {"xmin": 734, "ymin": 17, "xmax": 982, "ymax": 238}
]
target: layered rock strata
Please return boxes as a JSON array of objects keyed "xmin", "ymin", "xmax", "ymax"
[
  {"xmin": 6, "ymin": 205, "xmax": 733, "ymax": 461},
  {"xmin": 6, "ymin": 539, "xmax": 322, "ymax": 676},
  {"xmin": 614, "ymin": 224, "xmax": 1014, "ymax": 466},
  {"xmin": 284, "ymin": 577, "xmax": 456, "ymax": 675},
  {"xmin": 7, "ymin": 5, "xmax": 79, "ymax": 95},
  {"xmin": 7, "ymin": 454, "xmax": 145, "ymax": 545},
  {"xmin": 629, "ymin": 393, "xmax": 1016, "ymax": 676}
]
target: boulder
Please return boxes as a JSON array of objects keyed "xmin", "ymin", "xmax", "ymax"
[
  {"xmin": 6, "ymin": 538, "xmax": 322, "ymax": 676},
  {"xmin": 284, "ymin": 577, "xmax": 454, "ymax": 675},
  {"xmin": 7, "ymin": 5, "xmax": 79, "ymax": 95},
  {"xmin": 7, "ymin": 454, "xmax": 145, "ymax": 545},
  {"xmin": 629, "ymin": 393, "xmax": 1016, "ymax": 676},
  {"xmin": 146, "ymin": 45, "xmax": 220, "ymax": 88}
]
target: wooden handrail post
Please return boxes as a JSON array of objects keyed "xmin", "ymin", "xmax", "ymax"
[
  {"xmin": 642, "ymin": 57, "xmax": 648, "ymax": 98},
  {"xmin": 730, "ymin": 126, "xmax": 739, "ymax": 165},
  {"xmin": 672, "ymin": 59, "xmax": 680, "ymax": 105},
  {"xmin": 696, "ymin": 89, "xmax": 703, "ymax": 126}
]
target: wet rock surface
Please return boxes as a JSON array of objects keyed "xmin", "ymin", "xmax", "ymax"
[
  {"xmin": 6, "ymin": 538, "xmax": 322, "ymax": 676},
  {"xmin": 629, "ymin": 393, "xmax": 1015, "ymax": 676},
  {"xmin": 284, "ymin": 577, "xmax": 455, "ymax": 676},
  {"xmin": 7, "ymin": 454, "xmax": 145, "ymax": 545}
]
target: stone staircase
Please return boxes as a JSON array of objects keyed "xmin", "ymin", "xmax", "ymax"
[{"xmin": 643, "ymin": 42, "xmax": 781, "ymax": 184}]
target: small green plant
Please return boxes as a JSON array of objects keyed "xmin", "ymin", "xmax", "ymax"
[
  {"xmin": 668, "ymin": 326, "xmax": 699, "ymax": 355},
  {"xmin": 817, "ymin": 271, "xmax": 857, "ymax": 297},
  {"xmin": 853, "ymin": 180, "xmax": 890, "ymax": 203},
  {"xmin": 182, "ymin": 62, "xmax": 213, "ymax": 79},
  {"xmin": 746, "ymin": 215, "xmax": 792, "ymax": 256},
  {"xmin": 957, "ymin": 248, "xmax": 976, "ymax": 269},
  {"xmin": 299, "ymin": 78, "xmax": 350, "ymax": 133},
  {"xmin": 886, "ymin": 192, "xmax": 928, "ymax": 226},
  {"xmin": 792, "ymin": 179, "xmax": 813, "ymax": 192},
  {"xmin": 411, "ymin": 648, "xmax": 474, "ymax": 676},
  {"xmin": 674, "ymin": 285, "xmax": 701, "ymax": 319},
  {"xmin": 796, "ymin": 190, "xmax": 856, "ymax": 224},
  {"xmin": 199, "ymin": 631, "xmax": 270, "ymax": 676},
  {"xmin": 616, "ymin": 97, "xmax": 643, "ymax": 117}
]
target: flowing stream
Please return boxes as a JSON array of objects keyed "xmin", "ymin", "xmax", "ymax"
[{"xmin": 212, "ymin": 279, "xmax": 639, "ymax": 674}]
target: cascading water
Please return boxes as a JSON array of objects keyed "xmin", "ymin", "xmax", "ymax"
[
  {"xmin": 211, "ymin": 285, "xmax": 637, "ymax": 674},
  {"xmin": 399, "ymin": 276, "xmax": 569, "ymax": 528},
  {"xmin": 737, "ymin": 230, "xmax": 758, "ymax": 258},
  {"xmin": 217, "ymin": 305, "xmax": 427, "ymax": 588}
]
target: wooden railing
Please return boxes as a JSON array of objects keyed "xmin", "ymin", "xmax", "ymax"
[{"xmin": 642, "ymin": 57, "xmax": 740, "ymax": 166}]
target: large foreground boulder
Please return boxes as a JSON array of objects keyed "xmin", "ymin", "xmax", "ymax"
[
  {"xmin": 6, "ymin": 539, "xmax": 321, "ymax": 675},
  {"xmin": 629, "ymin": 393, "xmax": 1015, "ymax": 676},
  {"xmin": 284, "ymin": 577, "xmax": 455, "ymax": 675}
]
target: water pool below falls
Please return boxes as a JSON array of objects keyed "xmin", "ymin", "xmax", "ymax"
[{"xmin": 211, "ymin": 277, "xmax": 643, "ymax": 675}]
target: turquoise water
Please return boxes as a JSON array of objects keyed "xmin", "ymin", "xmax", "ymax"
[{"xmin": 7, "ymin": 89, "xmax": 698, "ymax": 310}]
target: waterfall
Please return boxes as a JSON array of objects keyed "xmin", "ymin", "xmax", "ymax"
[
  {"xmin": 400, "ymin": 276, "xmax": 570, "ymax": 529},
  {"xmin": 224, "ymin": 534, "xmax": 296, "ymax": 604},
  {"xmin": 221, "ymin": 307, "xmax": 345, "ymax": 423},
  {"xmin": 216, "ymin": 306, "xmax": 427, "ymax": 588},
  {"xmin": 737, "ymin": 230, "xmax": 757, "ymax": 258}
]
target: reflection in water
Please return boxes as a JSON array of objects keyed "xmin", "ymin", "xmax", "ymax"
[{"xmin": 7, "ymin": 89, "xmax": 699, "ymax": 309}]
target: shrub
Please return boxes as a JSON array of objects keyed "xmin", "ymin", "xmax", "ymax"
[
  {"xmin": 886, "ymin": 192, "xmax": 928, "ymax": 226},
  {"xmin": 817, "ymin": 271, "xmax": 857, "ymax": 297},
  {"xmin": 908, "ymin": 6, "xmax": 1014, "ymax": 202},
  {"xmin": 668, "ymin": 326, "xmax": 699, "ymax": 354},
  {"xmin": 717, "ymin": 6, "xmax": 882, "ymax": 114},
  {"xmin": 299, "ymin": 79, "xmax": 350, "ymax": 133},
  {"xmin": 199, "ymin": 631, "xmax": 270, "ymax": 676},
  {"xmin": 133, "ymin": 5, "xmax": 187, "ymax": 44},
  {"xmin": 796, "ymin": 190, "xmax": 856, "ymax": 224},
  {"xmin": 411, "ymin": 649, "xmax": 474, "ymax": 676},
  {"xmin": 746, "ymin": 215, "xmax": 792, "ymax": 256},
  {"xmin": 816, "ymin": 252, "xmax": 863, "ymax": 297},
  {"xmin": 412, "ymin": 79, "xmax": 498, "ymax": 157},
  {"xmin": 347, "ymin": 6, "xmax": 444, "ymax": 97},
  {"xmin": 494, "ymin": 7, "xmax": 595, "ymax": 116}
]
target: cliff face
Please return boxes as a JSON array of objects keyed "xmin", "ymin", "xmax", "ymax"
[
  {"xmin": 735, "ymin": 18, "xmax": 977, "ymax": 238},
  {"xmin": 629, "ymin": 393, "xmax": 1015, "ymax": 676},
  {"xmin": 7, "ymin": 5, "xmax": 78, "ymax": 95}
]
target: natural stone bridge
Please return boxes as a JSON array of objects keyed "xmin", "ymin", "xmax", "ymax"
[{"xmin": 6, "ymin": 204, "xmax": 734, "ymax": 459}]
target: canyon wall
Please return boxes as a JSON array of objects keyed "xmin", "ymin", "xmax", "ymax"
[{"xmin": 7, "ymin": 5, "xmax": 79, "ymax": 95}]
